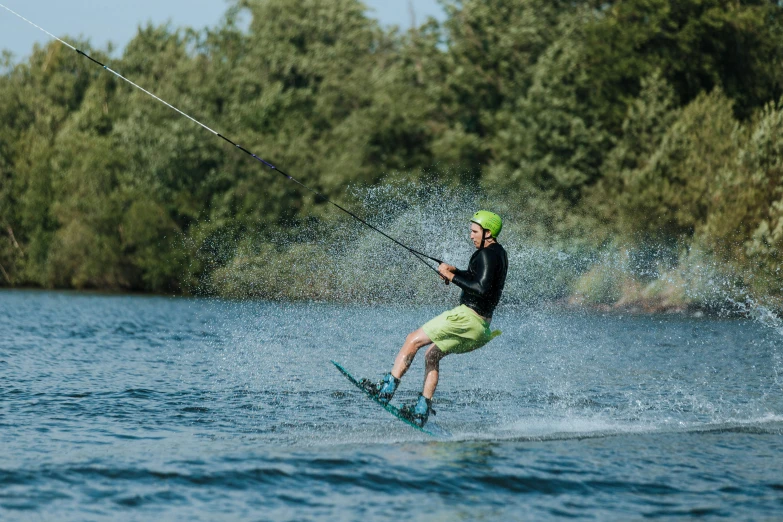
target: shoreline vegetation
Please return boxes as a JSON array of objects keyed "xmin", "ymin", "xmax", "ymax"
[
  {"xmin": 1, "ymin": 0, "xmax": 782, "ymax": 316},
  {"xmin": 0, "ymin": 280, "xmax": 769, "ymax": 319}
]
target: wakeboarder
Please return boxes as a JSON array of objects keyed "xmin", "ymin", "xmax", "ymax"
[{"xmin": 361, "ymin": 211, "xmax": 509, "ymax": 427}]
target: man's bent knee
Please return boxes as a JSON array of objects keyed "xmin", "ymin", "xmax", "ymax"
[{"xmin": 405, "ymin": 328, "xmax": 433, "ymax": 349}]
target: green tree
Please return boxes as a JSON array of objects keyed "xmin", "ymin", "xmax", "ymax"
[
  {"xmin": 419, "ymin": 0, "xmax": 574, "ymax": 181},
  {"xmin": 702, "ymin": 98, "xmax": 783, "ymax": 296},
  {"xmin": 602, "ymin": 88, "xmax": 740, "ymax": 246},
  {"xmin": 582, "ymin": 0, "xmax": 783, "ymax": 129},
  {"xmin": 2, "ymin": 39, "xmax": 106, "ymax": 286},
  {"xmin": 485, "ymin": 9, "xmax": 612, "ymax": 204}
]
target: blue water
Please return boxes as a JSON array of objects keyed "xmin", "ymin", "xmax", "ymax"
[{"xmin": 1, "ymin": 289, "xmax": 782, "ymax": 520}]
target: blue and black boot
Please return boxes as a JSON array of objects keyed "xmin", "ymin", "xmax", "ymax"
[
  {"xmin": 400, "ymin": 394, "xmax": 435, "ymax": 428},
  {"xmin": 359, "ymin": 373, "xmax": 399, "ymax": 405}
]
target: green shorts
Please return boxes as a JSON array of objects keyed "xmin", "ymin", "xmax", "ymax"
[{"xmin": 421, "ymin": 305, "xmax": 502, "ymax": 355}]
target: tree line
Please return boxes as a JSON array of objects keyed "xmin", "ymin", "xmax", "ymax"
[{"xmin": 1, "ymin": 0, "xmax": 781, "ymax": 309}]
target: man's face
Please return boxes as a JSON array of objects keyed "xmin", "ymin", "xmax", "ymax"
[{"xmin": 469, "ymin": 223, "xmax": 488, "ymax": 249}]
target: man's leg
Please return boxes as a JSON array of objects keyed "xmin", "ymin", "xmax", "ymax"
[
  {"xmin": 422, "ymin": 344, "xmax": 447, "ymax": 399},
  {"xmin": 390, "ymin": 327, "xmax": 433, "ymax": 379},
  {"xmin": 400, "ymin": 344, "xmax": 446, "ymax": 427},
  {"xmin": 361, "ymin": 327, "xmax": 432, "ymax": 404}
]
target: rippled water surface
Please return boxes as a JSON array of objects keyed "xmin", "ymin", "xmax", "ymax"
[{"xmin": 1, "ymin": 290, "xmax": 782, "ymax": 520}]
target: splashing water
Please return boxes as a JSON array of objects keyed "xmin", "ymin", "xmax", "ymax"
[{"xmin": 191, "ymin": 180, "xmax": 782, "ymax": 338}]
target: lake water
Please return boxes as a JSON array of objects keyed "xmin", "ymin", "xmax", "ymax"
[{"xmin": 1, "ymin": 289, "xmax": 782, "ymax": 520}]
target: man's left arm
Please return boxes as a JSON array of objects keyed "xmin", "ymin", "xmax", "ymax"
[{"xmin": 450, "ymin": 250, "xmax": 499, "ymax": 296}]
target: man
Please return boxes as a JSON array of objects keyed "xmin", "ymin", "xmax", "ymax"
[{"xmin": 361, "ymin": 211, "xmax": 509, "ymax": 427}]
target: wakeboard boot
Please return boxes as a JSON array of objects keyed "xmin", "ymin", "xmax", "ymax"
[
  {"xmin": 359, "ymin": 372, "xmax": 399, "ymax": 405},
  {"xmin": 400, "ymin": 394, "xmax": 435, "ymax": 428}
]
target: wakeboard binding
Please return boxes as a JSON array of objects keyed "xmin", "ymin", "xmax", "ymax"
[
  {"xmin": 359, "ymin": 373, "xmax": 399, "ymax": 405},
  {"xmin": 399, "ymin": 394, "xmax": 435, "ymax": 428}
]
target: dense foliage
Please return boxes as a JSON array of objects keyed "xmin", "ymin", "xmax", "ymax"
[{"xmin": 1, "ymin": 0, "xmax": 781, "ymax": 309}]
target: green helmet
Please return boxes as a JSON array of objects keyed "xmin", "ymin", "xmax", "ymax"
[{"xmin": 470, "ymin": 210, "xmax": 503, "ymax": 238}]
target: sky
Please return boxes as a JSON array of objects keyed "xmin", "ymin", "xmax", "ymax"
[{"xmin": 0, "ymin": 0, "xmax": 446, "ymax": 63}]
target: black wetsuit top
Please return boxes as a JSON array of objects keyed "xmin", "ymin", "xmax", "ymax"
[{"xmin": 451, "ymin": 242, "xmax": 508, "ymax": 319}]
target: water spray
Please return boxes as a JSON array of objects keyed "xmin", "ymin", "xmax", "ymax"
[{"xmin": 0, "ymin": 3, "xmax": 448, "ymax": 279}]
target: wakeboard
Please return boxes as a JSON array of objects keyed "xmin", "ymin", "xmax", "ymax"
[{"xmin": 331, "ymin": 360, "xmax": 449, "ymax": 438}]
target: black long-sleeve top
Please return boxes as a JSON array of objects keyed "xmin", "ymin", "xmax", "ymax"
[{"xmin": 451, "ymin": 242, "xmax": 508, "ymax": 319}]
